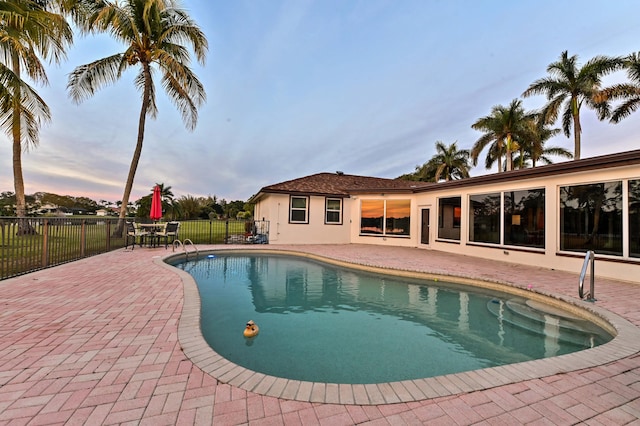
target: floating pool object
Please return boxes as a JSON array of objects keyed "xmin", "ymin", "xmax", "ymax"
[
  {"xmin": 207, "ymin": 254, "xmax": 215, "ymax": 258},
  {"xmin": 243, "ymin": 320, "xmax": 259, "ymax": 338}
]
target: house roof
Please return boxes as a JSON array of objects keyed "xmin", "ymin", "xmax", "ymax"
[
  {"xmin": 251, "ymin": 172, "xmax": 432, "ymax": 201},
  {"xmin": 250, "ymin": 149, "xmax": 640, "ymax": 202}
]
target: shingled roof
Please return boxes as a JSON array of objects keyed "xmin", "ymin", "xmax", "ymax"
[{"xmin": 253, "ymin": 172, "xmax": 432, "ymax": 199}]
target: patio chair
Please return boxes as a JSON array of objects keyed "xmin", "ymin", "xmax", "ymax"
[
  {"xmin": 125, "ymin": 221, "xmax": 149, "ymax": 249},
  {"xmin": 155, "ymin": 221, "xmax": 180, "ymax": 249}
]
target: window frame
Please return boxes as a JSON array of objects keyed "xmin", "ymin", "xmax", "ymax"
[
  {"xmin": 359, "ymin": 199, "xmax": 411, "ymax": 237},
  {"xmin": 325, "ymin": 197, "xmax": 343, "ymax": 225},
  {"xmin": 289, "ymin": 195, "xmax": 309, "ymax": 224},
  {"xmin": 437, "ymin": 196, "xmax": 462, "ymax": 241}
]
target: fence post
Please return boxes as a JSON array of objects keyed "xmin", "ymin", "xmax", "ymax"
[
  {"xmin": 106, "ymin": 220, "xmax": 111, "ymax": 251},
  {"xmin": 80, "ymin": 220, "xmax": 87, "ymax": 257},
  {"xmin": 209, "ymin": 220, "xmax": 213, "ymax": 244},
  {"xmin": 225, "ymin": 220, "xmax": 229, "ymax": 243},
  {"xmin": 42, "ymin": 219, "xmax": 49, "ymax": 268}
]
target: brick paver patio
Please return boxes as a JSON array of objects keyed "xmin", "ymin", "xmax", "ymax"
[{"xmin": 1, "ymin": 244, "xmax": 639, "ymax": 425}]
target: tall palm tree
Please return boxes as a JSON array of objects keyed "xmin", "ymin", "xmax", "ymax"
[
  {"xmin": 471, "ymin": 99, "xmax": 533, "ymax": 172},
  {"xmin": 0, "ymin": 0, "xmax": 72, "ymax": 230},
  {"xmin": 67, "ymin": 0, "xmax": 207, "ymax": 236},
  {"xmin": 522, "ymin": 51, "xmax": 622, "ymax": 160},
  {"xmin": 424, "ymin": 141, "xmax": 471, "ymax": 182}
]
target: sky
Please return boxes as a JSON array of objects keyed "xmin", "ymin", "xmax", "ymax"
[{"xmin": 1, "ymin": 0, "xmax": 640, "ymax": 204}]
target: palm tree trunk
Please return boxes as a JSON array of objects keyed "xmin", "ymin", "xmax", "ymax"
[
  {"xmin": 114, "ymin": 63, "xmax": 152, "ymax": 237},
  {"xmin": 572, "ymin": 97, "xmax": 581, "ymax": 160},
  {"xmin": 11, "ymin": 52, "xmax": 35, "ymax": 235},
  {"xmin": 505, "ymin": 135, "xmax": 513, "ymax": 172}
]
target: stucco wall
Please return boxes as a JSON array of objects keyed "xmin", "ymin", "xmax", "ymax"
[
  {"xmin": 345, "ymin": 164, "xmax": 640, "ymax": 283},
  {"xmin": 255, "ymin": 162, "xmax": 640, "ymax": 283},
  {"xmin": 254, "ymin": 193, "xmax": 351, "ymax": 244}
]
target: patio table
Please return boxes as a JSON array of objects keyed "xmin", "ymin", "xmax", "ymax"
[{"xmin": 138, "ymin": 223, "xmax": 167, "ymax": 247}]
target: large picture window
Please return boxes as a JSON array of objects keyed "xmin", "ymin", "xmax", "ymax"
[
  {"xmin": 560, "ymin": 182, "xmax": 622, "ymax": 256},
  {"xmin": 360, "ymin": 199, "xmax": 410, "ymax": 236},
  {"xmin": 469, "ymin": 193, "xmax": 500, "ymax": 244},
  {"xmin": 504, "ymin": 189, "xmax": 545, "ymax": 248},
  {"xmin": 629, "ymin": 180, "xmax": 640, "ymax": 258},
  {"xmin": 438, "ymin": 197, "xmax": 461, "ymax": 240},
  {"xmin": 385, "ymin": 200, "xmax": 411, "ymax": 236},
  {"xmin": 289, "ymin": 196, "xmax": 309, "ymax": 223},
  {"xmin": 325, "ymin": 198, "xmax": 342, "ymax": 224}
]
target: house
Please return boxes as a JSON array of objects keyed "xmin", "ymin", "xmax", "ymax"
[{"xmin": 250, "ymin": 149, "xmax": 640, "ymax": 283}]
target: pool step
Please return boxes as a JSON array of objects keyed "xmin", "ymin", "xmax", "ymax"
[{"xmin": 486, "ymin": 298, "xmax": 599, "ymax": 346}]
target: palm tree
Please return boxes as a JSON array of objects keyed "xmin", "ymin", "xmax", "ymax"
[
  {"xmin": 0, "ymin": 0, "xmax": 72, "ymax": 230},
  {"xmin": 67, "ymin": 0, "xmax": 207, "ymax": 236},
  {"xmin": 522, "ymin": 51, "xmax": 622, "ymax": 160},
  {"xmin": 598, "ymin": 52, "xmax": 640, "ymax": 123},
  {"xmin": 514, "ymin": 114, "xmax": 572, "ymax": 168},
  {"xmin": 424, "ymin": 141, "xmax": 471, "ymax": 182},
  {"xmin": 471, "ymin": 99, "xmax": 533, "ymax": 172}
]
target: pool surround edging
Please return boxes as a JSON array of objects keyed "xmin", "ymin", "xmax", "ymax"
[{"xmin": 157, "ymin": 248, "xmax": 640, "ymax": 405}]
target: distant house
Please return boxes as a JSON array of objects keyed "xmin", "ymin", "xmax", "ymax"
[
  {"xmin": 96, "ymin": 209, "xmax": 109, "ymax": 217},
  {"xmin": 250, "ymin": 150, "xmax": 640, "ymax": 283}
]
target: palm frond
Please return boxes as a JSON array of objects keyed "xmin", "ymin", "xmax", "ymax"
[{"xmin": 67, "ymin": 53, "xmax": 127, "ymax": 103}]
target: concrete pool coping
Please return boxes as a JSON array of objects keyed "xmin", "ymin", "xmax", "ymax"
[{"xmin": 161, "ymin": 247, "xmax": 640, "ymax": 406}]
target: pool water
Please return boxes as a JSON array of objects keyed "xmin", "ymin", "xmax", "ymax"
[{"xmin": 175, "ymin": 253, "xmax": 612, "ymax": 384}]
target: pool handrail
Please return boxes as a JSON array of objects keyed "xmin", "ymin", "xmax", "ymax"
[
  {"xmin": 579, "ymin": 250, "xmax": 596, "ymax": 302},
  {"xmin": 172, "ymin": 239, "xmax": 199, "ymax": 259}
]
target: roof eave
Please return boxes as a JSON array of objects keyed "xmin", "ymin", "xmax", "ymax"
[{"xmin": 413, "ymin": 149, "xmax": 640, "ymax": 193}]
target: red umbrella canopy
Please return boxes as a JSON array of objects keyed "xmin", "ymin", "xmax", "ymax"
[{"xmin": 150, "ymin": 185, "xmax": 162, "ymax": 221}]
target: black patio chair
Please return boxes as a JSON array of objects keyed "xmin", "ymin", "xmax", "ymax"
[
  {"xmin": 155, "ymin": 221, "xmax": 180, "ymax": 248},
  {"xmin": 125, "ymin": 221, "xmax": 149, "ymax": 249}
]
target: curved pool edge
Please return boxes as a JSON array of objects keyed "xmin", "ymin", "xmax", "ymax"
[{"xmin": 156, "ymin": 248, "xmax": 640, "ymax": 405}]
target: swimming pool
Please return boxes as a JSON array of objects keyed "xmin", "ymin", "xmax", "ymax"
[{"xmin": 170, "ymin": 252, "xmax": 613, "ymax": 385}]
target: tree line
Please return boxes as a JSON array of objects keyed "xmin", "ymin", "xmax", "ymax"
[
  {"xmin": 401, "ymin": 50, "xmax": 640, "ymax": 182},
  {"xmin": 0, "ymin": 184, "xmax": 253, "ymax": 220}
]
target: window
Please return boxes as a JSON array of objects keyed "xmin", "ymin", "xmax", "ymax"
[
  {"xmin": 560, "ymin": 182, "xmax": 622, "ymax": 256},
  {"xmin": 360, "ymin": 199, "xmax": 410, "ymax": 236},
  {"xmin": 631, "ymin": 180, "xmax": 640, "ymax": 258},
  {"xmin": 469, "ymin": 193, "xmax": 500, "ymax": 244},
  {"xmin": 325, "ymin": 198, "xmax": 342, "ymax": 224},
  {"xmin": 289, "ymin": 196, "xmax": 309, "ymax": 223},
  {"xmin": 385, "ymin": 200, "xmax": 411, "ymax": 236},
  {"xmin": 438, "ymin": 197, "xmax": 461, "ymax": 240},
  {"xmin": 360, "ymin": 200, "xmax": 384, "ymax": 234},
  {"xmin": 504, "ymin": 189, "xmax": 545, "ymax": 248}
]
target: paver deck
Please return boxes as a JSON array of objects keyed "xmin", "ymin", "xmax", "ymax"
[{"xmin": 1, "ymin": 244, "xmax": 639, "ymax": 425}]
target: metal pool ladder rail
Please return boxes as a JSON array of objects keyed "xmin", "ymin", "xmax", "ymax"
[
  {"xmin": 172, "ymin": 239, "xmax": 199, "ymax": 259},
  {"xmin": 579, "ymin": 250, "xmax": 596, "ymax": 302}
]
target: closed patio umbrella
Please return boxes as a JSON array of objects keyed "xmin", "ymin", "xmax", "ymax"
[{"xmin": 150, "ymin": 185, "xmax": 162, "ymax": 221}]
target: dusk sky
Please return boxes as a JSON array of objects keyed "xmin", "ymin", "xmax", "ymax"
[{"xmin": 1, "ymin": 0, "xmax": 639, "ymax": 204}]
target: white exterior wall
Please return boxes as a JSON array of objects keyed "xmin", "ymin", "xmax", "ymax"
[
  {"xmin": 344, "ymin": 164, "xmax": 640, "ymax": 283},
  {"xmin": 254, "ymin": 193, "xmax": 351, "ymax": 244},
  {"xmin": 255, "ymin": 161, "xmax": 639, "ymax": 283}
]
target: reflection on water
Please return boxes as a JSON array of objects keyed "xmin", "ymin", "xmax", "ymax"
[{"xmin": 175, "ymin": 254, "xmax": 612, "ymax": 384}]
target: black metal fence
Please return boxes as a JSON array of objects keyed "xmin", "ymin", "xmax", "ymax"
[{"xmin": 0, "ymin": 217, "xmax": 269, "ymax": 280}]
